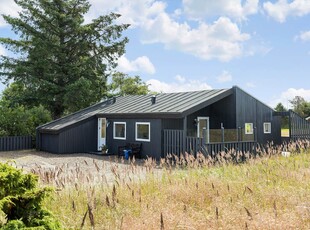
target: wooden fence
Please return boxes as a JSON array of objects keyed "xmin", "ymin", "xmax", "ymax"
[
  {"xmin": 0, "ymin": 136, "xmax": 32, "ymax": 152},
  {"xmin": 163, "ymin": 129, "xmax": 257, "ymax": 157},
  {"xmin": 289, "ymin": 110, "xmax": 310, "ymax": 140},
  {"xmin": 204, "ymin": 141, "xmax": 257, "ymax": 156}
]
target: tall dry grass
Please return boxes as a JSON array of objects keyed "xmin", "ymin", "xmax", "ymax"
[{"xmin": 34, "ymin": 140, "xmax": 310, "ymax": 229}]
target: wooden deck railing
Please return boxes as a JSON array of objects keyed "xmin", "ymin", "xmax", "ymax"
[{"xmin": 163, "ymin": 129, "xmax": 257, "ymax": 157}]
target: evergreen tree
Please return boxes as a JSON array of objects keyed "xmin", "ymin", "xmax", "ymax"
[
  {"xmin": 0, "ymin": 0, "xmax": 129, "ymax": 119},
  {"xmin": 274, "ymin": 102, "xmax": 289, "ymax": 128},
  {"xmin": 274, "ymin": 102, "xmax": 287, "ymax": 112},
  {"xmin": 0, "ymin": 163, "xmax": 61, "ymax": 229}
]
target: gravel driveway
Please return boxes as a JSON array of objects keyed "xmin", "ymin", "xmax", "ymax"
[{"xmin": 0, "ymin": 150, "xmax": 157, "ymax": 187}]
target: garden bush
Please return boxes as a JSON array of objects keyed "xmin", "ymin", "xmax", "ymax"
[{"xmin": 0, "ymin": 163, "xmax": 61, "ymax": 230}]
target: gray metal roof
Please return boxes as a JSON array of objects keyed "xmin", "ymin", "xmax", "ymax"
[{"xmin": 39, "ymin": 88, "xmax": 232, "ymax": 132}]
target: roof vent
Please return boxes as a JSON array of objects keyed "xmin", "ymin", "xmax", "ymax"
[
  {"xmin": 112, "ymin": 97, "xmax": 116, "ymax": 104},
  {"xmin": 151, "ymin": 95, "xmax": 156, "ymax": 105}
]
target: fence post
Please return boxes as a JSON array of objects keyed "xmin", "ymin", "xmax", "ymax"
[
  {"xmin": 202, "ymin": 127, "xmax": 207, "ymax": 156},
  {"xmin": 289, "ymin": 110, "xmax": 292, "ymax": 140},
  {"xmin": 238, "ymin": 127, "xmax": 241, "ymax": 151},
  {"xmin": 183, "ymin": 116, "xmax": 187, "ymax": 155},
  {"xmin": 254, "ymin": 126, "xmax": 257, "ymax": 156},
  {"xmin": 221, "ymin": 123, "xmax": 224, "ymax": 151}
]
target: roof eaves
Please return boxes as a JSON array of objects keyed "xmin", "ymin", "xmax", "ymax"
[
  {"xmin": 38, "ymin": 115, "xmax": 96, "ymax": 134},
  {"xmin": 37, "ymin": 97, "xmax": 114, "ymax": 131}
]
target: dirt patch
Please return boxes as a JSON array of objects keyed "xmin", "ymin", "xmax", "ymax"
[{"xmin": 0, "ymin": 150, "xmax": 157, "ymax": 187}]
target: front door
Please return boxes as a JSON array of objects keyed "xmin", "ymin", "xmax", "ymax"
[
  {"xmin": 98, "ymin": 118, "xmax": 106, "ymax": 151},
  {"xmin": 197, "ymin": 117, "xmax": 210, "ymax": 143}
]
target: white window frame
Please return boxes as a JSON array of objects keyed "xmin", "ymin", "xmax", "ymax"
[
  {"xmin": 135, "ymin": 122, "xmax": 151, "ymax": 142},
  {"xmin": 113, "ymin": 122, "xmax": 126, "ymax": 140},
  {"xmin": 263, "ymin": 122, "xmax": 271, "ymax": 134},
  {"xmin": 245, "ymin": 123, "xmax": 253, "ymax": 134}
]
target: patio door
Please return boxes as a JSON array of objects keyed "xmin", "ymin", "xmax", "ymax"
[
  {"xmin": 197, "ymin": 117, "xmax": 210, "ymax": 143},
  {"xmin": 98, "ymin": 118, "xmax": 106, "ymax": 151}
]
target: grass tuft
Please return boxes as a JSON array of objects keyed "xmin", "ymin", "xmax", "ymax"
[{"xmin": 29, "ymin": 140, "xmax": 310, "ymax": 229}]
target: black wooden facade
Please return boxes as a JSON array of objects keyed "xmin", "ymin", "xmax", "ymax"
[{"xmin": 36, "ymin": 86, "xmax": 282, "ymax": 159}]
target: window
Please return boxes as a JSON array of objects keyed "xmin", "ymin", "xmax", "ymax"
[
  {"xmin": 113, "ymin": 122, "xmax": 126, "ymax": 140},
  {"xmin": 136, "ymin": 122, "xmax": 150, "ymax": 142},
  {"xmin": 245, "ymin": 123, "xmax": 253, "ymax": 134},
  {"xmin": 263, "ymin": 122, "xmax": 271, "ymax": 134}
]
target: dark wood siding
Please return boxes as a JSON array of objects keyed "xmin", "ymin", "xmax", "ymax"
[
  {"xmin": 208, "ymin": 94, "xmax": 236, "ymax": 129},
  {"xmin": 107, "ymin": 118, "xmax": 162, "ymax": 159},
  {"xmin": 185, "ymin": 94, "xmax": 235, "ymax": 136},
  {"xmin": 40, "ymin": 133, "xmax": 59, "ymax": 153},
  {"xmin": 58, "ymin": 117, "xmax": 97, "ymax": 153},
  {"xmin": 235, "ymin": 87, "xmax": 281, "ymax": 144},
  {"xmin": 39, "ymin": 117, "xmax": 97, "ymax": 154},
  {"xmin": 162, "ymin": 119, "xmax": 183, "ymax": 130}
]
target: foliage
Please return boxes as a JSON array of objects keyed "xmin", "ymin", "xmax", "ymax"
[
  {"xmin": 274, "ymin": 102, "xmax": 287, "ymax": 112},
  {"xmin": 0, "ymin": 0, "xmax": 129, "ymax": 119},
  {"xmin": 289, "ymin": 96, "xmax": 310, "ymax": 117},
  {"xmin": 274, "ymin": 102, "xmax": 289, "ymax": 128},
  {"xmin": 0, "ymin": 88, "xmax": 51, "ymax": 137},
  {"xmin": 109, "ymin": 72, "xmax": 150, "ymax": 96},
  {"xmin": 0, "ymin": 163, "xmax": 61, "ymax": 229}
]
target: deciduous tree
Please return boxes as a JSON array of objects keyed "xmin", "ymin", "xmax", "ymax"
[
  {"xmin": 109, "ymin": 72, "xmax": 150, "ymax": 96},
  {"xmin": 0, "ymin": 83, "xmax": 52, "ymax": 137},
  {"xmin": 289, "ymin": 96, "xmax": 310, "ymax": 117}
]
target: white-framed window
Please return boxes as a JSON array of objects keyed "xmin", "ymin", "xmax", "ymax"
[
  {"xmin": 113, "ymin": 122, "xmax": 126, "ymax": 140},
  {"xmin": 245, "ymin": 123, "xmax": 253, "ymax": 134},
  {"xmin": 135, "ymin": 122, "xmax": 150, "ymax": 142},
  {"xmin": 263, "ymin": 122, "xmax": 271, "ymax": 134}
]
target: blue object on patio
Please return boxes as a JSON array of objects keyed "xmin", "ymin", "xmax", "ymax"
[{"xmin": 124, "ymin": 149, "xmax": 132, "ymax": 160}]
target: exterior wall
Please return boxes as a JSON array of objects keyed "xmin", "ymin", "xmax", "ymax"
[
  {"xmin": 162, "ymin": 119, "xmax": 183, "ymax": 130},
  {"xmin": 40, "ymin": 133, "xmax": 60, "ymax": 153},
  {"xmin": 235, "ymin": 87, "xmax": 281, "ymax": 144},
  {"xmin": 106, "ymin": 118, "xmax": 162, "ymax": 159},
  {"xmin": 39, "ymin": 117, "xmax": 97, "ymax": 154},
  {"xmin": 58, "ymin": 117, "xmax": 97, "ymax": 153},
  {"xmin": 208, "ymin": 94, "xmax": 236, "ymax": 129}
]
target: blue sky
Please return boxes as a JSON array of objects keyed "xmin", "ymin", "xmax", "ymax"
[{"xmin": 1, "ymin": 0, "xmax": 310, "ymax": 108}]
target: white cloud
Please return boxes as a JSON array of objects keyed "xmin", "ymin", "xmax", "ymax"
[
  {"xmin": 183, "ymin": 0, "xmax": 259, "ymax": 21},
  {"xmin": 117, "ymin": 55, "xmax": 156, "ymax": 74},
  {"xmin": 263, "ymin": 0, "xmax": 310, "ymax": 23},
  {"xmin": 295, "ymin": 31, "xmax": 310, "ymax": 42},
  {"xmin": 89, "ymin": 0, "xmax": 251, "ymax": 61},
  {"xmin": 0, "ymin": 0, "xmax": 20, "ymax": 27},
  {"xmin": 0, "ymin": 0, "xmax": 252, "ymax": 62},
  {"xmin": 142, "ymin": 15, "xmax": 250, "ymax": 61},
  {"xmin": 87, "ymin": 0, "xmax": 166, "ymax": 27},
  {"xmin": 217, "ymin": 71, "xmax": 232, "ymax": 83},
  {"xmin": 147, "ymin": 76, "xmax": 212, "ymax": 93},
  {"xmin": 269, "ymin": 88, "xmax": 310, "ymax": 108}
]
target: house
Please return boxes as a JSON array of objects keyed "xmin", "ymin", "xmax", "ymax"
[{"xmin": 36, "ymin": 86, "xmax": 282, "ymax": 159}]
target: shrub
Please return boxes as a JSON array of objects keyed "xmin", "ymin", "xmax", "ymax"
[{"xmin": 0, "ymin": 163, "xmax": 61, "ymax": 229}]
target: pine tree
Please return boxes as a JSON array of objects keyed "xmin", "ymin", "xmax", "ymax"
[{"xmin": 0, "ymin": 0, "xmax": 129, "ymax": 119}]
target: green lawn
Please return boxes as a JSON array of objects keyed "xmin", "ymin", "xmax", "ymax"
[{"xmin": 281, "ymin": 128, "xmax": 289, "ymax": 137}]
